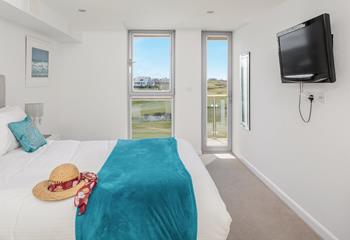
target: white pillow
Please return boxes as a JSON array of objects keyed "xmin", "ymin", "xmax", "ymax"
[
  {"xmin": 0, "ymin": 107, "xmax": 12, "ymax": 155},
  {"xmin": 0, "ymin": 106, "xmax": 12, "ymax": 113},
  {"xmin": 0, "ymin": 106, "xmax": 26, "ymax": 156}
]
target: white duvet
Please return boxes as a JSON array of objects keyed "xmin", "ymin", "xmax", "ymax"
[{"xmin": 0, "ymin": 139, "xmax": 231, "ymax": 240}]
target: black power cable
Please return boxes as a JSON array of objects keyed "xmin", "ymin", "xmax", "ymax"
[{"xmin": 298, "ymin": 82, "xmax": 314, "ymax": 123}]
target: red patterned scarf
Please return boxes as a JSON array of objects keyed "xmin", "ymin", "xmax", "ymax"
[{"xmin": 48, "ymin": 172, "xmax": 98, "ymax": 215}]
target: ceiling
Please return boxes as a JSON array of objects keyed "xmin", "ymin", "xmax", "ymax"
[{"xmin": 43, "ymin": 0, "xmax": 285, "ymax": 31}]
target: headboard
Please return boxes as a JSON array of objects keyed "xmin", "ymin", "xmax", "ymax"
[{"xmin": 0, "ymin": 75, "xmax": 5, "ymax": 108}]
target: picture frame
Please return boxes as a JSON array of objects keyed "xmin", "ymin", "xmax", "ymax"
[
  {"xmin": 25, "ymin": 36, "xmax": 51, "ymax": 88},
  {"xmin": 240, "ymin": 52, "xmax": 250, "ymax": 130}
]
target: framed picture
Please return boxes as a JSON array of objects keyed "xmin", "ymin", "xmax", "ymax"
[
  {"xmin": 240, "ymin": 52, "xmax": 250, "ymax": 130},
  {"xmin": 26, "ymin": 36, "xmax": 51, "ymax": 88}
]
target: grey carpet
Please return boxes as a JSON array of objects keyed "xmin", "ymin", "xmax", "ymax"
[{"xmin": 206, "ymin": 157, "xmax": 321, "ymax": 240}]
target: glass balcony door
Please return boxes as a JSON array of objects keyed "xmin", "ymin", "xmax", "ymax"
[{"xmin": 202, "ymin": 32, "xmax": 232, "ymax": 153}]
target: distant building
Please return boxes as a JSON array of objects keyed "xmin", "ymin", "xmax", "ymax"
[
  {"xmin": 144, "ymin": 112, "xmax": 171, "ymax": 122},
  {"xmin": 134, "ymin": 76, "xmax": 170, "ymax": 89},
  {"xmin": 159, "ymin": 77, "xmax": 169, "ymax": 83},
  {"xmin": 134, "ymin": 77, "xmax": 155, "ymax": 88}
]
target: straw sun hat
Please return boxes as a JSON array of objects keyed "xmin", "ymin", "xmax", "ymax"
[{"xmin": 33, "ymin": 163, "xmax": 86, "ymax": 201}]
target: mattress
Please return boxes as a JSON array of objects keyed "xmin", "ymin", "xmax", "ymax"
[{"xmin": 0, "ymin": 139, "xmax": 231, "ymax": 240}]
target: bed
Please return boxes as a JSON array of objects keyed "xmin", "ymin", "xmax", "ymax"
[
  {"xmin": 0, "ymin": 139, "xmax": 232, "ymax": 240},
  {"xmin": 0, "ymin": 78, "xmax": 231, "ymax": 239}
]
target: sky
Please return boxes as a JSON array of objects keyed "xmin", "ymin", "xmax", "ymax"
[
  {"xmin": 133, "ymin": 37, "xmax": 228, "ymax": 80},
  {"xmin": 133, "ymin": 37, "xmax": 170, "ymax": 79},
  {"xmin": 32, "ymin": 47, "xmax": 49, "ymax": 63},
  {"xmin": 207, "ymin": 40, "xmax": 228, "ymax": 80}
]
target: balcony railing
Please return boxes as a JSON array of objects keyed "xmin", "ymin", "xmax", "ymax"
[{"xmin": 207, "ymin": 95, "xmax": 228, "ymax": 139}]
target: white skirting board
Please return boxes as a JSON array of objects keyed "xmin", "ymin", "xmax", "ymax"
[{"xmin": 237, "ymin": 154, "xmax": 338, "ymax": 240}]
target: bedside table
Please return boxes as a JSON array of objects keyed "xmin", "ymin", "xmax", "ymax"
[{"xmin": 44, "ymin": 134, "xmax": 60, "ymax": 140}]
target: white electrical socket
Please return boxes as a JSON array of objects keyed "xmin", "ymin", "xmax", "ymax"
[{"xmin": 303, "ymin": 91, "xmax": 325, "ymax": 104}]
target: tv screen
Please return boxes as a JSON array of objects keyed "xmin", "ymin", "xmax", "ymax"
[{"xmin": 277, "ymin": 14, "xmax": 336, "ymax": 83}]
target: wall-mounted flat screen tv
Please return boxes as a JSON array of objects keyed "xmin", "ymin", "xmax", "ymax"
[{"xmin": 277, "ymin": 14, "xmax": 336, "ymax": 83}]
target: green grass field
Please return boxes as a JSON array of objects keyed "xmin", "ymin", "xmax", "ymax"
[
  {"xmin": 207, "ymin": 79, "xmax": 227, "ymax": 95},
  {"xmin": 132, "ymin": 99, "xmax": 172, "ymax": 139},
  {"xmin": 132, "ymin": 80, "xmax": 228, "ymax": 139},
  {"xmin": 132, "ymin": 121, "xmax": 171, "ymax": 139}
]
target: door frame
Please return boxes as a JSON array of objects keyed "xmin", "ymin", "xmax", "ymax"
[{"xmin": 201, "ymin": 31, "xmax": 233, "ymax": 153}]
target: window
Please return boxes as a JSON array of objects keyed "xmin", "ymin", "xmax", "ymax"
[{"xmin": 128, "ymin": 30, "xmax": 175, "ymax": 139}]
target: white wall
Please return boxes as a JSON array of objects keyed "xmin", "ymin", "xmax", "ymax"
[
  {"xmin": 233, "ymin": 0, "xmax": 350, "ymax": 239},
  {"xmin": 2, "ymin": 0, "xmax": 80, "ymax": 40},
  {"xmin": 175, "ymin": 30, "xmax": 202, "ymax": 152},
  {"xmin": 56, "ymin": 31, "xmax": 128, "ymax": 141},
  {"xmin": 0, "ymin": 18, "xmax": 59, "ymax": 134},
  {"xmin": 56, "ymin": 30, "xmax": 203, "ymax": 152}
]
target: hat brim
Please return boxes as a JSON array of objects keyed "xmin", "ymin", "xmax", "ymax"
[{"xmin": 32, "ymin": 180, "xmax": 85, "ymax": 201}]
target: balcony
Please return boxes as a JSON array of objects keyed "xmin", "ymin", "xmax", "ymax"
[{"xmin": 207, "ymin": 95, "xmax": 228, "ymax": 147}]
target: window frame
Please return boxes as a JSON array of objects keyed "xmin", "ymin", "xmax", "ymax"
[
  {"xmin": 127, "ymin": 30, "xmax": 175, "ymax": 139},
  {"xmin": 128, "ymin": 30, "xmax": 175, "ymax": 97},
  {"xmin": 201, "ymin": 31, "xmax": 233, "ymax": 153}
]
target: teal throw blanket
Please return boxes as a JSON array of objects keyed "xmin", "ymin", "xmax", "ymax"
[{"xmin": 76, "ymin": 137, "xmax": 197, "ymax": 240}]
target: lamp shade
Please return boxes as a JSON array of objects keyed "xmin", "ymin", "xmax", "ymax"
[{"xmin": 25, "ymin": 103, "xmax": 44, "ymax": 119}]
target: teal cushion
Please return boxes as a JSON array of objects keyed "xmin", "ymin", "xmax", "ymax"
[{"xmin": 8, "ymin": 116, "xmax": 47, "ymax": 153}]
